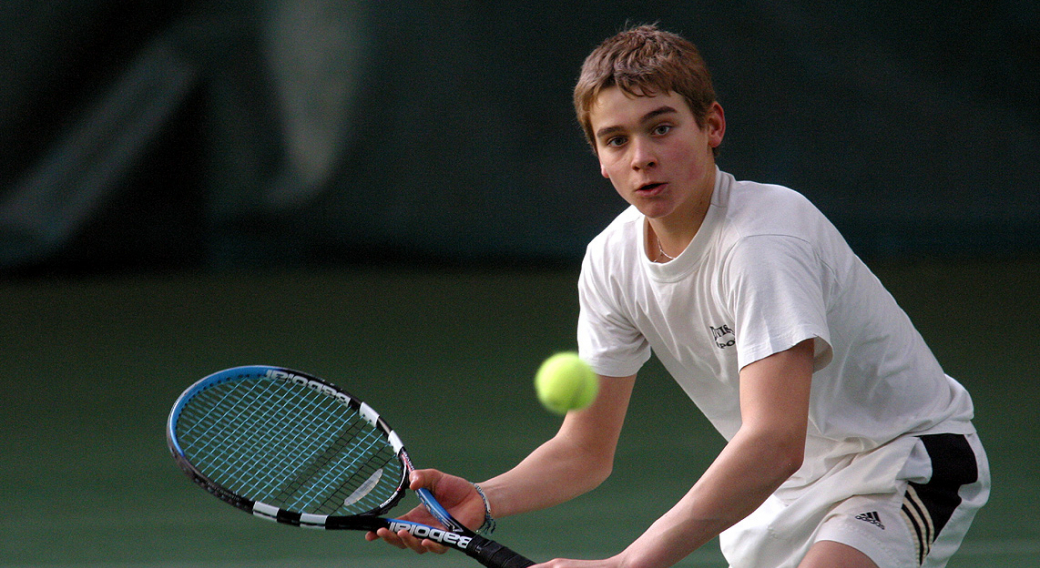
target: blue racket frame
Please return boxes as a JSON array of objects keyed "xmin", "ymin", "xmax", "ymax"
[{"xmin": 166, "ymin": 365, "xmax": 533, "ymax": 568}]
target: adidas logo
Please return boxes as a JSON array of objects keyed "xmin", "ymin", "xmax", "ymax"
[{"xmin": 855, "ymin": 511, "xmax": 886, "ymax": 530}]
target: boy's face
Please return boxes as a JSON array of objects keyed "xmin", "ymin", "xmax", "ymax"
[{"xmin": 589, "ymin": 87, "xmax": 724, "ymax": 224}]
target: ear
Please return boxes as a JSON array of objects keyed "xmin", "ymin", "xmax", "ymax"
[{"xmin": 706, "ymin": 102, "xmax": 726, "ymax": 149}]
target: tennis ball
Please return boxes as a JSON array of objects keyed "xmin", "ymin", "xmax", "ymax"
[{"xmin": 534, "ymin": 352, "xmax": 598, "ymax": 415}]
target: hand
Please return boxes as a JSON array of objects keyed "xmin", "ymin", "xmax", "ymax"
[{"xmin": 364, "ymin": 468, "xmax": 488, "ymax": 554}]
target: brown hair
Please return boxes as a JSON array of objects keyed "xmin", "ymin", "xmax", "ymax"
[{"xmin": 574, "ymin": 25, "xmax": 717, "ymax": 153}]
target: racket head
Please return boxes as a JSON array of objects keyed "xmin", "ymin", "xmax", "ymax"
[{"xmin": 166, "ymin": 365, "xmax": 410, "ymax": 526}]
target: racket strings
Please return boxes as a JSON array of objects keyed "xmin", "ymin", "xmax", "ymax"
[{"xmin": 176, "ymin": 377, "xmax": 403, "ymax": 516}]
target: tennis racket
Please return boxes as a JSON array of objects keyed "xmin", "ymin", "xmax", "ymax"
[{"xmin": 166, "ymin": 365, "xmax": 534, "ymax": 568}]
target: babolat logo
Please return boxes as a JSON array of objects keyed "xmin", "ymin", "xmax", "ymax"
[
  {"xmin": 265, "ymin": 369, "xmax": 351, "ymax": 405},
  {"xmin": 387, "ymin": 521, "xmax": 473, "ymax": 547}
]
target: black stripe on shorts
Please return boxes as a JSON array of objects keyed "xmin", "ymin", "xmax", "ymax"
[{"xmin": 900, "ymin": 434, "xmax": 979, "ymax": 566}]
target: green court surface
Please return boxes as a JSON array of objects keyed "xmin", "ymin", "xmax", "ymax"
[{"xmin": 1, "ymin": 259, "xmax": 1037, "ymax": 567}]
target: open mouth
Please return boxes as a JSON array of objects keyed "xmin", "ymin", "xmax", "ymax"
[{"xmin": 638, "ymin": 182, "xmax": 665, "ymax": 192}]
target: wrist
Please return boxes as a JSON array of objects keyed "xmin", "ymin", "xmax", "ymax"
[{"xmin": 472, "ymin": 482, "xmax": 496, "ymax": 535}]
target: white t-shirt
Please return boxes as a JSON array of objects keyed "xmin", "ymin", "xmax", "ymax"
[{"xmin": 577, "ymin": 169, "xmax": 975, "ymax": 490}]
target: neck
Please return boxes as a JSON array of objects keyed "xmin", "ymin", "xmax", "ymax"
[
  {"xmin": 661, "ymin": 167, "xmax": 717, "ymax": 253},
  {"xmin": 646, "ymin": 196, "xmax": 711, "ymax": 262},
  {"xmin": 644, "ymin": 167, "xmax": 717, "ymax": 262}
]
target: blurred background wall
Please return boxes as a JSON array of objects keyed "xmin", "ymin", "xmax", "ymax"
[{"xmin": 2, "ymin": 0, "xmax": 1037, "ymax": 275}]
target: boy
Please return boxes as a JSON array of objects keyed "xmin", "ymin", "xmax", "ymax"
[{"xmin": 370, "ymin": 24, "xmax": 989, "ymax": 568}]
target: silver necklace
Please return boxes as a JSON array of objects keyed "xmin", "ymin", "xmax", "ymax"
[{"xmin": 657, "ymin": 242, "xmax": 675, "ymax": 262}]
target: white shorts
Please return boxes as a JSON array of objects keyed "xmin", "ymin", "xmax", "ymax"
[{"xmin": 719, "ymin": 431, "xmax": 990, "ymax": 568}]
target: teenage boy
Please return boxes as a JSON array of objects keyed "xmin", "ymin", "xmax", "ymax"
[{"xmin": 369, "ymin": 24, "xmax": 989, "ymax": 568}]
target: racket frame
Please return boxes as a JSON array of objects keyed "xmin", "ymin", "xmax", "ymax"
[{"xmin": 166, "ymin": 365, "xmax": 534, "ymax": 568}]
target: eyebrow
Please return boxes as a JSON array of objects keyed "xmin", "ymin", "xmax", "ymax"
[{"xmin": 595, "ymin": 105, "xmax": 680, "ymax": 139}]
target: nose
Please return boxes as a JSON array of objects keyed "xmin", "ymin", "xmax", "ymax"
[{"xmin": 630, "ymin": 137, "xmax": 657, "ymax": 170}]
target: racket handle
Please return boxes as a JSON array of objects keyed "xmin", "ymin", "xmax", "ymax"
[{"xmin": 467, "ymin": 534, "xmax": 536, "ymax": 568}]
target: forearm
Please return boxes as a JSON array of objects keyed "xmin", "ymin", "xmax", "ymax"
[
  {"xmin": 618, "ymin": 342, "xmax": 813, "ymax": 568},
  {"xmin": 479, "ymin": 432, "xmax": 612, "ymax": 518},
  {"xmin": 618, "ymin": 427, "xmax": 802, "ymax": 568},
  {"xmin": 481, "ymin": 373, "xmax": 635, "ymax": 519}
]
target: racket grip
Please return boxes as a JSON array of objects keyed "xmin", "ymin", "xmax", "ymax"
[{"xmin": 467, "ymin": 534, "xmax": 536, "ymax": 568}]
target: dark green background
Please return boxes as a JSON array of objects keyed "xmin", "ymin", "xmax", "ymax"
[
  {"xmin": 1, "ymin": 1, "xmax": 1037, "ymax": 273},
  {"xmin": 1, "ymin": 2, "xmax": 1037, "ymax": 566},
  {"xmin": 2, "ymin": 260, "xmax": 1038, "ymax": 566}
]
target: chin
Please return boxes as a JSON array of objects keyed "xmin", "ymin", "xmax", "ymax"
[{"xmin": 633, "ymin": 202, "xmax": 674, "ymax": 219}]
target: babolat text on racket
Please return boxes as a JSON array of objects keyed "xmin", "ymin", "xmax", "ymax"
[{"xmin": 166, "ymin": 365, "xmax": 534, "ymax": 568}]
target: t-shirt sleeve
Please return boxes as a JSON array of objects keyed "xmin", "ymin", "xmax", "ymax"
[
  {"xmin": 722, "ymin": 235, "xmax": 834, "ymax": 371},
  {"xmin": 576, "ymin": 253, "xmax": 651, "ymax": 378}
]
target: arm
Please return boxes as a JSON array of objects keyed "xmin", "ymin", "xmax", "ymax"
[
  {"xmin": 480, "ymin": 372, "xmax": 636, "ymax": 517},
  {"xmin": 587, "ymin": 339, "xmax": 814, "ymax": 568},
  {"xmin": 372, "ymin": 373, "xmax": 636, "ymax": 553}
]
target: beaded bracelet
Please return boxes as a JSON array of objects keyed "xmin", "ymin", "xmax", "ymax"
[{"xmin": 472, "ymin": 483, "xmax": 497, "ymax": 535}]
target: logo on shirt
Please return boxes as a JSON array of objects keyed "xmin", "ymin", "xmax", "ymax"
[
  {"xmin": 710, "ymin": 324, "xmax": 735, "ymax": 349},
  {"xmin": 855, "ymin": 511, "xmax": 886, "ymax": 530}
]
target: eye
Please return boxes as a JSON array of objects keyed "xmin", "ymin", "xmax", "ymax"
[
  {"xmin": 605, "ymin": 135, "xmax": 627, "ymax": 148},
  {"xmin": 652, "ymin": 124, "xmax": 673, "ymax": 136}
]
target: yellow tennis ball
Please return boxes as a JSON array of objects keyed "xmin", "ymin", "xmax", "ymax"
[{"xmin": 534, "ymin": 352, "xmax": 598, "ymax": 415}]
